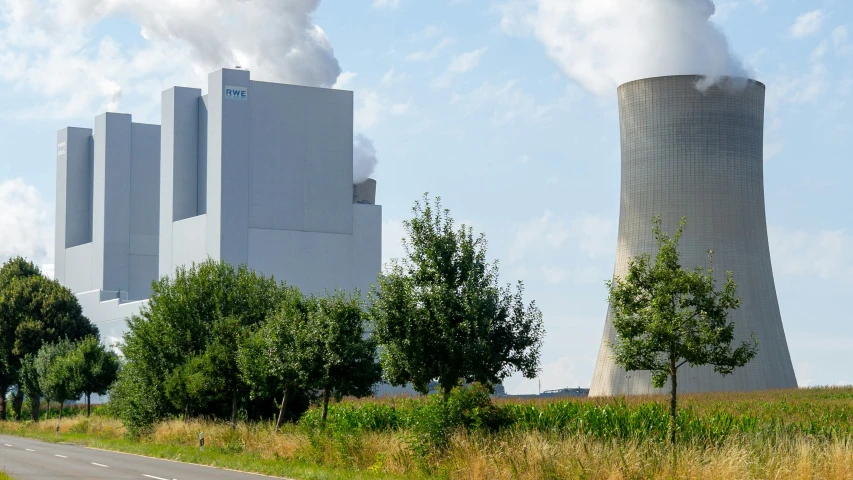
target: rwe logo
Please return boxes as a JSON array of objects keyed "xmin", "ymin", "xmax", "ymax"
[{"xmin": 225, "ymin": 86, "xmax": 248, "ymax": 101}]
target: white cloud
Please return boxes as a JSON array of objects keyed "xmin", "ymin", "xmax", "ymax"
[
  {"xmin": 790, "ymin": 10, "xmax": 824, "ymax": 39},
  {"xmin": 432, "ymin": 47, "xmax": 487, "ymax": 88},
  {"xmin": 451, "ymin": 79, "xmax": 556, "ymax": 126},
  {"xmin": 405, "ymin": 37, "xmax": 455, "ymax": 61},
  {"xmin": 510, "ymin": 211, "xmax": 615, "ymax": 262},
  {"xmin": 495, "ymin": 0, "xmax": 748, "ymax": 97},
  {"xmin": 355, "ymin": 91, "xmax": 384, "ymax": 130},
  {"xmin": 0, "ymin": 179, "xmax": 54, "ymax": 276},
  {"xmin": 769, "ymin": 227, "xmax": 853, "ymax": 282},
  {"xmin": 372, "ymin": 0, "xmax": 400, "ymax": 9},
  {"xmin": 354, "ymin": 90, "xmax": 410, "ymax": 130},
  {"xmin": 539, "ymin": 265, "xmax": 606, "ymax": 285},
  {"xmin": 510, "ymin": 211, "xmax": 570, "ymax": 262},
  {"xmin": 380, "ymin": 67, "xmax": 406, "ymax": 86},
  {"xmin": 833, "ymin": 26, "xmax": 853, "ymax": 55},
  {"xmin": 0, "ymin": 0, "xmax": 342, "ymax": 120},
  {"xmin": 332, "ymin": 71, "xmax": 358, "ymax": 90}
]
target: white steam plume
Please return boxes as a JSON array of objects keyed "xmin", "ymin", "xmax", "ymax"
[
  {"xmin": 353, "ymin": 135, "xmax": 378, "ymax": 184},
  {"xmin": 51, "ymin": 0, "xmax": 342, "ymax": 87},
  {"xmin": 499, "ymin": 0, "xmax": 749, "ymax": 96}
]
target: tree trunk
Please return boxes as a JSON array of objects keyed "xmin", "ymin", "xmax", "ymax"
[
  {"xmin": 30, "ymin": 396, "xmax": 40, "ymax": 422},
  {"xmin": 668, "ymin": 358, "xmax": 678, "ymax": 445},
  {"xmin": 230, "ymin": 391, "xmax": 238, "ymax": 430},
  {"xmin": 12, "ymin": 389, "xmax": 24, "ymax": 420},
  {"xmin": 86, "ymin": 393, "xmax": 91, "ymax": 418},
  {"xmin": 321, "ymin": 386, "xmax": 330, "ymax": 426},
  {"xmin": 275, "ymin": 389, "xmax": 289, "ymax": 434}
]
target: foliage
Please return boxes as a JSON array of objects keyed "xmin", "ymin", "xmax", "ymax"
[
  {"xmin": 370, "ymin": 194, "xmax": 544, "ymax": 397},
  {"xmin": 607, "ymin": 216, "xmax": 758, "ymax": 442},
  {"xmin": 17, "ymin": 355, "xmax": 41, "ymax": 421},
  {"xmin": 110, "ymin": 259, "xmax": 287, "ymax": 435},
  {"xmin": 237, "ymin": 286, "xmax": 315, "ymax": 429},
  {"xmin": 0, "ymin": 256, "xmax": 95, "ymax": 420},
  {"xmin": 35, "ymin": 339, "xmax": 82, "ymax": 416},
  {"xmin": 307, "ymin": 290, "xmax": 382, "ymax": 423},
  {"xmin": 66, "ymin": 336, "xmax": 121, "ymax": 417}
]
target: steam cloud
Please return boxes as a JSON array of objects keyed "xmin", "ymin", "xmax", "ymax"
[
  {"xmin": 58, "ymin": 0, "xmax": 343, "ymax": 87},
  {"xmin": 353, "ymin": 135, "xmax": 378, "ymax": 184},
  {"xmin": 501, "ymin": 0, "xmax": 749, "ymax": 96}
]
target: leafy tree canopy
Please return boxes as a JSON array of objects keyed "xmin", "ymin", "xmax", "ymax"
[
  {"xmin": 308, "ymin": 290, "xmax": 382, "ymax": 422},
  {"xmin": 112, "ymin": 259, "xmax": 287, "ymax": 434},
  {"xmin": 370, "ymin": 194, "xmax": 545, "ymax": 396},
  {"xmin": 608, "ymin": 216, "xmax": 758, "ymax": 442}
]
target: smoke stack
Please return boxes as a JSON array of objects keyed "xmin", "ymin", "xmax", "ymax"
[
  {"xmin": 590, "ymin": 75, "xmax": 797, "ymax": 396},
  {"xmin": 353, "ymin": 178, "xmax": 377, "ymax": 205}
]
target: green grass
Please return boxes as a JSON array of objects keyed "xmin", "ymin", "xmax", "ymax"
[
  {"xmin": 0, "ymin": 423, "xmax": 411, "ymax": 480},
  {"xmin": 0, "ymin": 471, "xmax": 13, "ymax": 480}
]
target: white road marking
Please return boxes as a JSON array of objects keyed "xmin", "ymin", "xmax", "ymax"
[
  {"xmin": 91, "ymin": 462, "xmax": 109, "ymax": 467},
  {"xmin": 3, "ymin": 444, "xmax": 11, "ymax": 447},
  {"xmin": 25, "ymin": 448, "xmax": 35, "ymax": 451},
  {"xmin": 55, "ymin": 454, "xmax": 68, "ymax": 458},
  {"xmin": 142, "ymin": 475, "xmax": 169, "ymax": 480}
]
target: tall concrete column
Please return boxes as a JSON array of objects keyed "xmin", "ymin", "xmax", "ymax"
[
  {"xmin": 54, "ymin": 127, "xmax": 93, "ymax": 283},
  {"xmin": 160, "ymin": 87, "xmax": 202, "ymax": 277},
  {"xmin": 92, "ymin": 113, "xmax": 132, "ymax": 295},
  {"xmin": 206, "ymin": 69, "xmax": 251, "ymax": 266}
]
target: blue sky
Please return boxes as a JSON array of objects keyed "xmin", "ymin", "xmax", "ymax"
[{"xmin": 0, "ymin": 0, "xmax": 850, "ymax": 393}]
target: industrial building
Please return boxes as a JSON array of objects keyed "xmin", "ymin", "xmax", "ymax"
[
  {"xmin": 54, "ymin": 68, "xmax": 381, "ymax": 343},
  {"xmin": 590, "ymin": 75, "xmax": 798, "ymax": 396}
]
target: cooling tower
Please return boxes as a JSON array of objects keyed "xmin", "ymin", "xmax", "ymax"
[{"xmin": 590, "ymin": 75, "xmax": 797, "ymax": 397}]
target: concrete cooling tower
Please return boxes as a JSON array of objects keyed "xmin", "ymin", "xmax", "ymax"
[{"xmin": 590, "ymin": 75, "xmax": 798, "ymax": 397}]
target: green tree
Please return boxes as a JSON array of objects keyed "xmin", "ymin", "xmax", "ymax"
[
  {"xmin": 111, "ymin": 259, "xmax": 286, "ymax": 435},
  {"xmin": 607, "ymin": 216, "xmax": 758, "ymax": 443},
  {"xmin": 18, "ymin": 354, "xmax": 42, "ymax": 421},
  {"xmin": 36, "ymin": 340, "xmax": 82, "ymax": 423},
  {"xmin": 370, "ymin": 194, "xmax": 544, "ymax": 397},
  {"xmin": 0, "ymin": 257, "xmax": 42, "ymax": 420},
  {"xmin": 308, "ymin": 290, "xmax": 382, "ymax": 424},
  {"xmin": 0, "ymin": 257, "xmax": 96, "ymax": 420},
  {"xmin": 237, "ymin": 287, "xmax": 314, "ymax": 432},
  {"xmin": 67, "ymin": 336, "xmax": 121, "ymax": 417}
]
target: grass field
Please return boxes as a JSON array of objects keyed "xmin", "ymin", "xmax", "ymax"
[{"xmin": 2, "ymin": 387, "xmax": 853, "ymax": 479}]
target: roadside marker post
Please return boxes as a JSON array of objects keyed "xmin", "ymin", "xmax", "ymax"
[{"xmin": 199, "ymin": 431, "xmax": 205, "ymax": 451}]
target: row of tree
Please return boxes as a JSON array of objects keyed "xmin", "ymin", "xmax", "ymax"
[
  {"xmin": 18, "ymin": 336, "xmax": 120, "ymax": 420},
  {"xmin": 0, "ymin": 258, "xmax": 100, "ymax": 420},
  {"xmin": 110, "ymin": 195, "xmax": 546, "ymax": 434}
]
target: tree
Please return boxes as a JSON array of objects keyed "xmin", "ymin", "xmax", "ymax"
[
  {"xmin": 111, "ymin": 259, "xmax": 286, "ymax": 435},
  {"xmin": 67, "ymin": 336, "xmax": 121, "ymax": 417},
  {"xmin": 607, "ymin": 216, "xmax": 758, "ymax": 443},
  {"xmin": 238, "ymin": 286, "xmax": 314, "ymax": 432},
  {"xmin": 307, "ymin": 290, "xmax": 382, "ymax": 424},
  {"xmin": 18, "ymin": 355, "xmax": 42, "ymax": 421},
  {"xmin": 0, "ymin": 257, "xmax": 97, "ymax": 420},
  {"xmin": 370, "ymin": 194, "xmax": 545, "ymax": 397},
  {"xmin": 36, "ymin": 340, "xmax": 82, "ymax": 423},
  {"xmin": 0, "ymin": 257, "xmax": 42, "ymax": 420}
]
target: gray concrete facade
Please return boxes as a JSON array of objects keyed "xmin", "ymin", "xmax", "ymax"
[
  {"xmin": 589, "ymin": 75, "xmax": 798, "ymax": 396},
  {"xmin": 56, "ymin": 68, "xmax": 382, "ymax": 345}
]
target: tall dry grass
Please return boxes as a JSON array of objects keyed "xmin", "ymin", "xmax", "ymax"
[{"xmin": 7, "ymin": 414, "xmax": 853, "ymax": 479}]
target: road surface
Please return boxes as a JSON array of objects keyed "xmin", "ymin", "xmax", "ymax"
[{"xmin": 0, "ymin": 434, "xmax": 286, "ymax": 480}]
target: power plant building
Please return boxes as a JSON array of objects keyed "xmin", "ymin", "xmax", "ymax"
[
  {"xmin": 54, "ymin": 68, "xmax": 381, "ymax": 343},
  {"xmin": 590, "ymin": 75, "xmax": 798, "ymax": 396}
]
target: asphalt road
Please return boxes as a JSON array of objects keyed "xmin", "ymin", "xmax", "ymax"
[{"xmin": 0, "ymin": 434, "xmax": 287, "ymax": 480}]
